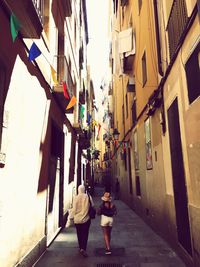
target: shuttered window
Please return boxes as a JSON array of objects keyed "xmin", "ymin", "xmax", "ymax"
[{"xmin": 185, "ymin": 43, "xmax": 200, "ymax": 104}]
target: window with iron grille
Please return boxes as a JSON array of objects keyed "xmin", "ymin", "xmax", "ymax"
[
  {"xmin": 185, "ymin": 43, "xmax": 200, "ymax": 104},
  {"xmin": 167, "ymin": 0, "xmax": 188, "ymax": 60}
]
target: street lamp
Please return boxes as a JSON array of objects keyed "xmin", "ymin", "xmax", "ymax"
[{"xmin": 112, "ymin": 128, "xmax": 120, "ymax": 141}]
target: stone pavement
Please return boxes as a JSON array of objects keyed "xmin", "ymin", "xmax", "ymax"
[{"xmin": 33, "ymin": 187, "xmax": 186, "ymax": 267}]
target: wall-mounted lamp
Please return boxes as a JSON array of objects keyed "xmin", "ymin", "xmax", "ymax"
[{"xmin": 113, "ymin": 128, "xmax": 120, "ymax": 141}]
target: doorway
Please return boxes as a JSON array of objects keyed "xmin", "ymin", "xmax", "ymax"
[
  {"xmin": 167, "ymin": 98, "xmax": 192, "ymax": 255},
  {"xmin": 47, "ymin": 122, "xmax": 64, "ymax": 245}
]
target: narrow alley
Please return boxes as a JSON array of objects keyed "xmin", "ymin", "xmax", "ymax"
[
  {"xmin": 0, "ymin": 1, "xmax": 199, "ymax": 267},
  {"xmin": 34, "ymin": 187, "xmax": 186, "ymax": 267}
]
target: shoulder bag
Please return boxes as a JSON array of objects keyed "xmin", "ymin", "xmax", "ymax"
[{"xmin": 88, "ymin": 194, "xmax": 96, "ymax": 219}]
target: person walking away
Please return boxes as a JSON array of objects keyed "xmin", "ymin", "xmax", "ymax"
[
  {"xmin": 97, "ymin": 192, "xmax": 117, "ymax": 255},
  {"xmin": 70, "ymin": 184, "xmax": 94, "ymax": 257}
]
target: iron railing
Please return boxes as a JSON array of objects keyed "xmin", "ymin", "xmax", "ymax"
[
  {"xmin": 32, "ymin": 0, "xmax": 44, "ymax": 25},
  {"xmin": 57, "ymin": 55, "xmax": 74, "ymax": 97}
]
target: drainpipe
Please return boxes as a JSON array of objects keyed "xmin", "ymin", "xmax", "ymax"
[{"xmin": 153, "ymin": 0, "xmax": 164, "ymax": 77}]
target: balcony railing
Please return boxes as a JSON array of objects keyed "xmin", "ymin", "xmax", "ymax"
[
  {"xmin": 57, "ymin": 55, "xmax": 74, "ymax": 96},
  {"xmin": 32, "ymin": 0, "xmax": 43, "ymax": 24},
  {"xmin": 53, "ymin": 55, "xmax": 75, "ymax": 113},
  {"xmin": 5, "ymin": 0, "xmax": 43, "ymax": 38},
  {"xmin": 167, "ymin": 0, "xmax": 188, "ymax": 60}
]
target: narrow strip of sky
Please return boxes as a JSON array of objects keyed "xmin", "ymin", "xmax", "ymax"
[{"xmin": 86, "ymin": 0, "xmax": 109, "ymax": 92}]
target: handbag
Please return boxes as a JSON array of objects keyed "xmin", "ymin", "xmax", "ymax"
[{"xmin": 88, "ymin": 194, "xmax": 96, "ymax": 219}]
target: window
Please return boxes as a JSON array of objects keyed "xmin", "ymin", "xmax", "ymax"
[
  {"xmin": 132, "ymin": 100, "xmax": 137, "ymax": 127},
  {"xmin": 185, "ymin": 43, "xmax": 200, "ymax": 104},
  {"xmin": 142, "ymin": 51, "xmax": 147, "ymax": 86},
  {"xmin": 167, "ymin": 0, "xmax": 188, "ymax": 59},
  {"xmin": 136, "ymin": 176, "xmax": 141, "ymax": 196},
  {"xmin": 113, "ymin": 0, "xmax": 119, "ymax": 15},
  {"xmin": 58, "ymin": 33, "xmax": 64, "ymax": 81},
  {"xmin": 145, "ymin": 118, "xmax": 153, "ymax": 170},
  {"xmin": 138, "ymin": 0, "xmax": 142, "ymax": 14},
  {"xmin": 124, "ymin": 149, "xmax": 127, "ymax": 170},
  {"xmin": 133, "ymin": 131, "xmax": 139, "ymax": 170},
  {"xmin": 43, "ymin": 0, "xmax": 50, "ymax": 39},
  {"xmin": 116, "ymin": 0, "xmax": 118, "ymax": 15},
  {"xmin": 126, "ymin": 94, "xmax": 128, "ymax": 118},
  {"xmin": 74, "ymin": 19, "xmax": 77, "ymax": 47}
]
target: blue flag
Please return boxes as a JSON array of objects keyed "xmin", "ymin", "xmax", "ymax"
[
  {"xmin": 87, "ymin": 113, "xmax": 91, "ymax": 125},
  {"xmin": 28, "ymin": 42, "xmax": 41, "ymax": 61}
]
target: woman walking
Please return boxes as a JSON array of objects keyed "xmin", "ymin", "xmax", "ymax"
[
  {"xmin": 97, "ymin": 192, "xmax": 117, "ymax": 255},
  {"xmin": 71, "ymin": 184, "xmax": 94, "ymax": 257}
]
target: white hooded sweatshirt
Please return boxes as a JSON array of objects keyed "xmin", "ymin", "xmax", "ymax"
[{"xmin": 71, "ymin": 185, "xmax": 93, "ymax": 224}]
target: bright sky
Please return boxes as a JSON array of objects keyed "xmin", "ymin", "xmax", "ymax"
[{"xmin": 86, "ymin": 0, "xmax": 109, "ymax": 93}]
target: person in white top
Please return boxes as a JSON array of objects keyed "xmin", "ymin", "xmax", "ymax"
[{"xmin": 71, "ymin": 184, "xmax": 94, "ymax": 257}]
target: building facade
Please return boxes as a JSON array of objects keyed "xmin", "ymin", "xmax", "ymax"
[
  {"xmin": 109, "ymin": 0, "xmax": 200, "ymax": 266},
  {"xmin": 0, "ymin": 0, "xmax": 89, "ymax": 266}
]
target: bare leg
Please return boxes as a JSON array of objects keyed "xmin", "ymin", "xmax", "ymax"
[
  {"xmin": 107, "ymin": 226, "xmax": 112, "ymax": 244},
  {"xmin": 102, "ymin": 226, "xmax": 112, "ymax": 250}
]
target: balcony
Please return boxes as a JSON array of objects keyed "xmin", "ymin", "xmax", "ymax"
[
  {"xmin": 167, "ymin": 0, "xmax": 188, "ymax": 60},
  {"xmin": 53, "ymin": 55, "xmax": 75, "ymax": 114},
  {"xmin": 5, "ymin": 0, "xmax": 43, "ymax": 38},
  {"xmin": 118, "ymin": 28, "xmax": 135, "ymax": 74}
]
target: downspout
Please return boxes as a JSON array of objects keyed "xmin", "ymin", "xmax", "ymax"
[{"xmin": 153, "ymin": 0, "xmax": 164, "ymax": 77}]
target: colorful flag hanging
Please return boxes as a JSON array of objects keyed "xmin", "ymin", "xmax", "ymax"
[
  {"xmin": 28, "ymin": 42, "xmax": 41, "ymax": 61},
  {"xmin": 87, "ymin": 113, "xmax": 91, "ymax": 125},
  {"xmin": 10, "ymin": 13, "xmax": 21, "ymax": 42},
  {"xmin": 80, "ymin": 105, "xmax": 85, "ymax": 119},
  {"xmin": 92, "ymin": 119, "xmax": 98, "ymax": 127},
  {"xmin": 63, "ymin": 81, "xmax": 70, "ymax": 99},
  {"xmin": 66, "ymin": 96, "xmax": 76, "ymax": 110},
  {"xmin": 50, "ymin": 66, "xmax": 58, "ymax": 85}
]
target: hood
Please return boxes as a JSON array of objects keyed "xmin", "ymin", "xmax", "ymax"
[{"xmin": 78, "ymin": 184, "xmax": 85, "ymax": 194}]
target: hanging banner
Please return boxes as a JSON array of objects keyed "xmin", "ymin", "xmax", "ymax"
[
  {"xmin": 10, "ymin": 13, "xmax": 21, "ymax": 42},
  {"xmin": 66, "ymin": 96, "xmax": 76, "ymax": 110},
  {"xmin": 63, "ymin": 81, "xmax": 70, "ymax": 99},
  {"xmin": 50, "ymin": 66, "xmax": 59, "ymax": 85},
  {"xmin": 28, "ymin": 42, "xmax": 41, "ymax": 61}
]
